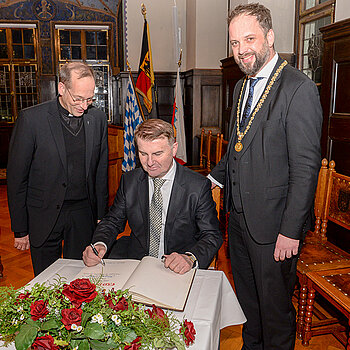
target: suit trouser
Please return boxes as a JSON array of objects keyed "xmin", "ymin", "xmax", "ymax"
[
  {"xmin": 30, "ymin": 200, "xmax": 95, "ymax": 276},
  {"xmin": 228, "ymin": 210, "xmax": 298, "ymax": 350}
]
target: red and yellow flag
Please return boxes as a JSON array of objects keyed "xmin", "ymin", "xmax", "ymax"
[{"xmin": 136, "ymin": 19, "xmax": 155, "ymax": 113}]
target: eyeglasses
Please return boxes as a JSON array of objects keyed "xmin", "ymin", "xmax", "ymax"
[{"xmin": 66, "ymin": 87, "xmax": 96, "ymax": 104}]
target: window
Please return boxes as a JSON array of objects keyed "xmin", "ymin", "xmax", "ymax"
[
  {"xmin": 57, "ymin": 28, "xmax": 109, "ymax": 62},
  {"xmin": 55, "ymin": 26, "xmax": 112, "ymax": 121},
  {"xmin": 295, "ymin": 0, "xmax": 335, "ymax": 89},
  {"xmin": 0, "ymin": 26, "xmax": 38, "ymax": 122}
]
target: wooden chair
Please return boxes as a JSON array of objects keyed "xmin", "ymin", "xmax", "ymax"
[
  {"xmin": 297, "ymin": 160, "xmax": 350, "ymax": 346},
  {"xmin": 304, "ymin": 267, "xmax": 350, "ymax": 347},
  {"xmin": 188, "ymin": 129, "xmax": 224, "ymax": 176}
]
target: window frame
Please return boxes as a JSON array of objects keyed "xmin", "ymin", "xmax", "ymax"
[
  {"xmin": 295, "ymin": 0, "xmax": 335, "ymax": 86},
  {"xmin": 0, "ymin": 24, "xmax": 39, "ymax": 122}
]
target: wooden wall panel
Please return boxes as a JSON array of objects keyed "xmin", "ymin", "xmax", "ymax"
[
  {"xmin": 183, "ymin": 69, "xmax": 222, "ymax": 164},
  {"xmin": 107, "ymin": 125, "xmax": 123, "ymax": 206},
  {"xmin": 201, "ymin": 85, "xmax": 221, "ymax": 128}
]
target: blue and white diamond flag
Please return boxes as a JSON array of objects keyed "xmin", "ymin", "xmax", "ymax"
[{"xmin": 122, "ymin": 75, "xmax": 143, "ymax": 172}]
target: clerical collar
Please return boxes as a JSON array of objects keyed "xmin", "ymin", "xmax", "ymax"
[
  {"xmin": 57, "ymin": 98, "xmax": 72, "ymax": 118},
  {"xmin": 57, "ymin": 97, "xmax": 84, "ymax": 135}
]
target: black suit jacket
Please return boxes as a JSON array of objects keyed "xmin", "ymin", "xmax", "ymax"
[
  {"xmin": 92, "ymin": 163, "xmax": 222, "ymax": 269},
  {"xmin": 7, "ymin": 98, "xmax": 109, "ymax": 247},
  {"xmin": 210, "ymin": 56, "xmax": 323, "ymax": 244}
]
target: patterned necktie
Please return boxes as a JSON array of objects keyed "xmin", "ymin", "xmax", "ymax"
[
  {"xmin": 149, "ymin": 178, "xmax": 166, "ymax": 257},
  {"xmin": 240, "ymin": 77, "xmax": 263, "ymax": 129}
]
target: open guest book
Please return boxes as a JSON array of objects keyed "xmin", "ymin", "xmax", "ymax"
[{"xmin": 75, "ymin": 256, "xmax": 196, "ymax": 311}]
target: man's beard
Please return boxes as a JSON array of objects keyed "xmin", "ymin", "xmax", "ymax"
[{"xmin": 236, "ymin": 41, "xmax": 270, "ymax": 76}]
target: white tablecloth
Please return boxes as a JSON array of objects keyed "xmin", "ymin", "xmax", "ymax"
[{"xmin": 2, "ymin": 259, "xmax": 246, "ymax": 350}]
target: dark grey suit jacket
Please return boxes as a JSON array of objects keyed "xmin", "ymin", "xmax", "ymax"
[
  {"xmin": 7, "ymin": 98, "xmax": 109, "ymax": 247},
  {"xmin": 210, "ymin": 56, "xmax": 323, "ymax": 244},
  {"xmin": 92, "ymin": 163, "xmax": 223, "ymax": 269}
]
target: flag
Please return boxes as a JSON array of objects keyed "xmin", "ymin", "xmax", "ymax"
[
  {"xmin": 122, "ymin": 75, "xmax": 143, "ymax": 172},
  {"xmin": 172, "ymin": 68, "xmax": 187, "ymax": 164},
  {"xmin": 136, "ymin": 18, "xmax": 155, "ymax": 113}
]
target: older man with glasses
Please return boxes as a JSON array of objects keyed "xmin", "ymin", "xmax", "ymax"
[{"xmin": 7, "ymin": 61, "xmax": 109, "ymax": 276}]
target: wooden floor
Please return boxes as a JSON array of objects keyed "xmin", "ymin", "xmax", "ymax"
[{"xmin": 0, "ymin": 184, "xmax": 344, "ymax": 349}]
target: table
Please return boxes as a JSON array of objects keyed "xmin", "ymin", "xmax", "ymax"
[{"xmin": 2, "ymin": 259, "xmax": 246, "ymax": 350}]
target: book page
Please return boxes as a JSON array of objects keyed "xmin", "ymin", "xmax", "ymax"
[
  {"xmin": 123, "ymin": 256, "xmax": 196, "ymax": 311},
  {"xmin": 75, "ymin": 259, "xmax": 140, "ymax": 290}
]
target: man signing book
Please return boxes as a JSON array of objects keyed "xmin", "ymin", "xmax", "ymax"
[{"xmin": 83, "ymin": 119, "xmax": 223, "ymax": 274}]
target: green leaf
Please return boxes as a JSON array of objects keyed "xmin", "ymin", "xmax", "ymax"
[
  {"xmin": 106, "ymin": 338, "xmax": 118, "ymax": 348},
  {"xmin": 121, "ymin": 328, "xmax": 137, "ymax": 344},
  {"xmin": 153, "ymin": 338, "xmax": 166, "ymax": 347},
  {"xmin": 26, "ymin": 318, "xmax": 39, "ymax": 327},
  {"xmin": 78, "ymin": 338, "xmax": 90, "ymax": 350},
  {"xmin": 40, "ymin": 318, "xmax": 59, "ymax": 331},
  {"xmin": 15, "ymin": 324, "xmax": 38, "ymax": 350},
  {"xmin": 90, "ymin": 339, "xmax": 116, "ymax": 350},
  {"xmin": 84, "ymin": 322, "xmax": 105, "ymax": 340},
  {"xmin": 172, "ymin": 336, "xmax": 186, "ymax": 350},
  {"xmin": 82, "ymin": 311, "xmax": 92, "ymax": 326}
]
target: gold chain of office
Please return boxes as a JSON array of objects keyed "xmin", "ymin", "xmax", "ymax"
[{"xmin": 234, "ymin": 60, "xmax": 288, "ymax": 152}]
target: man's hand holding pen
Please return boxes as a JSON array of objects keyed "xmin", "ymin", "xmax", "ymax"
[{"xmin": 83, "ymin": 243, "xmax": 106, "ymax": 267}]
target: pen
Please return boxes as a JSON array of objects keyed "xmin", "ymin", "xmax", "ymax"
[{"xmin": 90, "ymin": 243, "xmax": 105, "ymax": 266}]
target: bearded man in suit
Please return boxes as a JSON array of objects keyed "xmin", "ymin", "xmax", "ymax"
[
  {"xmin": 208, "ymin": 3, "xmax": 322, "ymax": 349},
  {"xmin": 83, "ymin": 119, "xmax": 222, "ymax": 274},
  {"xmin": 7, "ymin": 61, "xmax": 108, "ymax": 276}
]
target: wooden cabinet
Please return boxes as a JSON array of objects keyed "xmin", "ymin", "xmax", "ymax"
[
  {"xmin": 220, "ymin": 57, "xmax": 244, "ymax": 140},
  {"xmin": 320, "ymin": 18, "xmax": 350, "ymax": 177},
  {"xmin": 319, "ymin": 19, "xmax": 350, "ymax": 253}
]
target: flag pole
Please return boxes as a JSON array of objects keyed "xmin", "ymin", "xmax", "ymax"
[
  {"xmin": 140, "ymin": 3, "xmax": 159, "ymax": 117},
  {"xmin": 178, "ymin": 49, "xmax": 182, "ymax": 68},
  {"xmin": 126, "ymin": 60, "xmax": 145, "ymax": 121}
]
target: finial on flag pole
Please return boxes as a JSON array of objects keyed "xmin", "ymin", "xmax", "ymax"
[{"xmin": 141, "ymin": 3, "xmax": 147, "ymax": 19}]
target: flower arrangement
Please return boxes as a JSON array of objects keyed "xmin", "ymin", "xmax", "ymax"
[{"xmin": 0, "ymin": 277, "xmax": 196, "ymax": 350}]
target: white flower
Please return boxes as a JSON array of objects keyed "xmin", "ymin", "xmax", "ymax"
[
  {"xmin": 71, "ymin": 324, "xmax": 78, "ymax": 330},
  {"xmin": 92, "ymin": 313, "xmax": 104, "ymax": 324},
  {"xmin": 112, "ymin": 314, "xmax": 121, "ymax": 326},
  {"xmin": 76, "ymin": 325, "xmax": 83, "ymax": 332},
  {"xmin": 73, "ymin": 347, "xmax": 78, "ymax": 350},
  {"xmin": 12, "ymin": 319, "xmax": 18, "ymax": 325},
  {"xmin": 17, "ymin": 306, "xmax": 23, "ymax": 312},
  {"xmin": 19, "ymin": 314, "xmax": 24, "ymax": 321}
]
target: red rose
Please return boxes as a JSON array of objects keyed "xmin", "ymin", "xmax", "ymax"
[
  {"xmin": 105, "ymin": 295, "xmax": 128, "ymax": 311},
  {"xmin": 18, "ymin": 292, "xmax": 30, "ymax": 300},
  {"xmin": 62, "ymin": 278, "xmax": 97, "ymax": 307},
  {"xmin": 32, "ymin": 335, "xmax": 59, "ymax": 350},
  {"xmin": 61, "ymin": 307, "xmax": 83, "ymax": 330},
  {"xmin": 124, "ymin": 336, "xmax": 142, "ymax": 350},
  {"xmin": 180, "ymin": 319, "xmax": 196, "ymax": 346},
  {"xmin": 30, "ymin": 300, "xmax": 49, "ymax": 321},
  {"xmin": 146, "ymin": 305, "xmax": 169, "ymax": 327}
]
